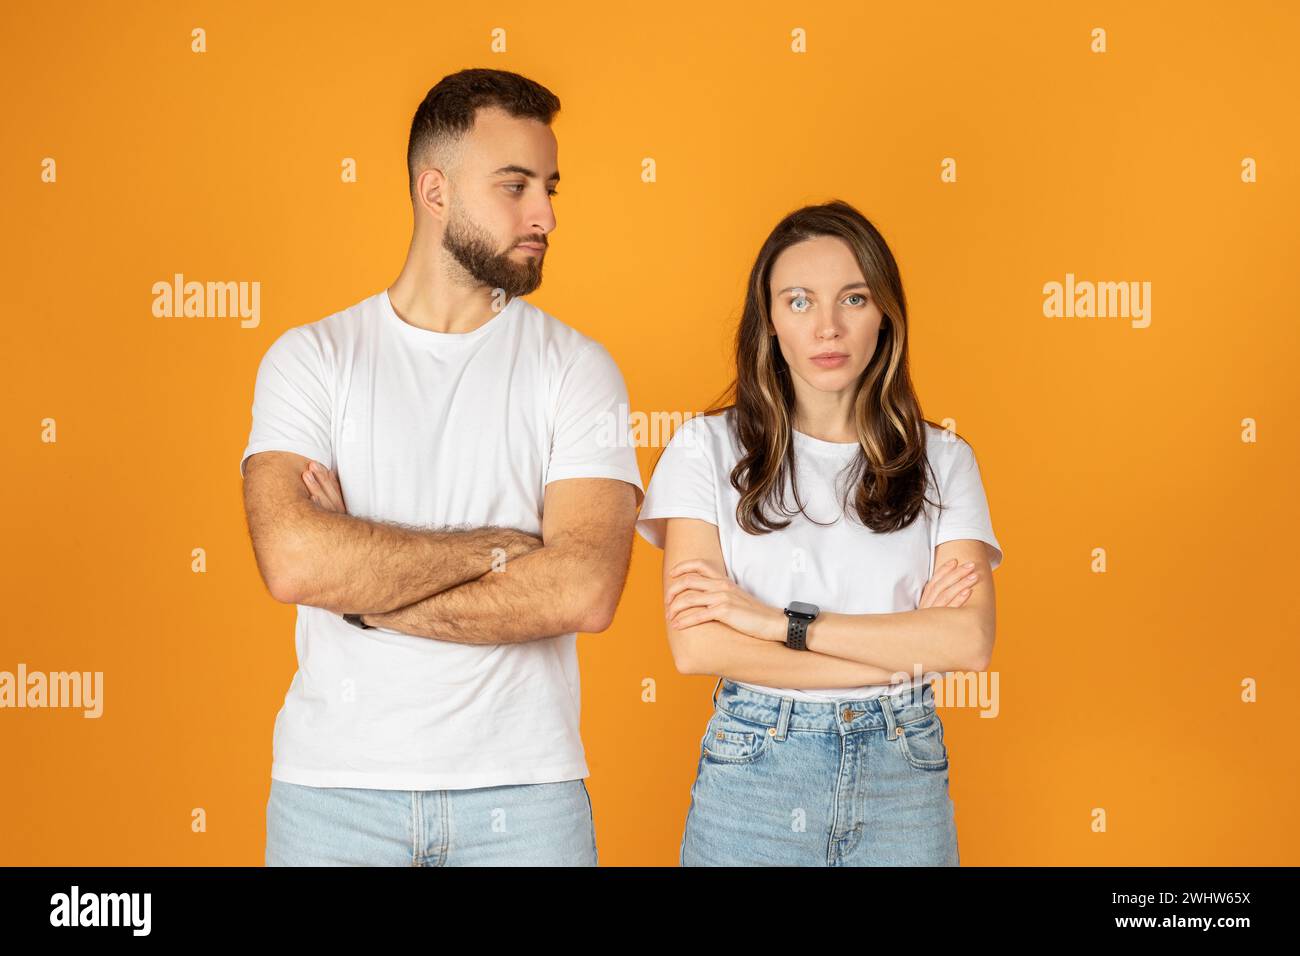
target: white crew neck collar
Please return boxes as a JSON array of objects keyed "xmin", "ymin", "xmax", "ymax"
[
  {"xmin": 379, "ymin": 288, "xmax": 521, "ymax": 348},
  {"xmin": 791, "ymin": 428, "xmax": 860, "ymax": 455}
]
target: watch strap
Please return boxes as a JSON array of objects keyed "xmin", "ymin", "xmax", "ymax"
[
  {"xmin": 343, "ymin": 612, "xmax": 373, "ymax": 630},
  {"xmin": 785, "ymin": 615, "xmax": 809, "ymax": 650}
]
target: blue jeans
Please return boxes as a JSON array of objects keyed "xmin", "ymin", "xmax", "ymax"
[
  {"xmin": 265, "ymin": 778, "xmax": 597, "ymax": 866},
  {"xmin": 681, "ymin": 678, "xmax": 960, "ymax": 866}
]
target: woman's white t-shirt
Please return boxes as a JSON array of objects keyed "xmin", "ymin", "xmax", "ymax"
[{"xmin": 635, "ymin": 408, "xmax": 1002, "ymax": 702}]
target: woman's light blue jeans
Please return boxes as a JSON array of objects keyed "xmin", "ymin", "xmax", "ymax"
[
  {"xmin": 681, "ymin": 678, "xmax": 960, "ymax": 866},
  {"xmin": 265, "ymin": 778, "xmax": 597, "ymax": 866}
]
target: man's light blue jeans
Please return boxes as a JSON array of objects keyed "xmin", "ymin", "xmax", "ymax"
[{"xmin": 265, "ymin": 777, "xmax": 597, "ymax": 866}]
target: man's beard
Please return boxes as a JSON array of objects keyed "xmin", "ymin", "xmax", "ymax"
[{"xmin": 441, "ymin": 203, "xmax": 544, "ymax": 298}]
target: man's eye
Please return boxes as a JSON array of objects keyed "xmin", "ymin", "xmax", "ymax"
[{"xmin": 506, "ymin": 183, "xmax": 559, "ymax": 197}]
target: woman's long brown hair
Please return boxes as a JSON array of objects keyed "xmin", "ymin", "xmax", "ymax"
[{"xmin": 691, "ymin": 199, "xmax": 957, "ymax": 535}]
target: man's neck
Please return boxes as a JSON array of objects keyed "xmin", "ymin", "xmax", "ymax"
[{"xmin": 387, "ymin": 257, "xmax": 505, "ymax": 335}]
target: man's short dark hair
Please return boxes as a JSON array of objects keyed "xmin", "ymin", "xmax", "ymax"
[{"xmin": 406, "ymin": 68, "xmax": 561, "ymax": 198}]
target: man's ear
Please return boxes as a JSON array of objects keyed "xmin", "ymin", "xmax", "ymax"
[{"xmin": 415, "ymin": 166, "xmax": 449, "ymax": 223}]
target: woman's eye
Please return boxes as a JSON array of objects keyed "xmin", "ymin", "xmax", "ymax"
[
  {"xmin": 845, "ymin": 293, "xmax": 867, "ymax": 306},
  {"xmin": 790, "ymin": 296, "xmax": 810, "ymax": 312}
]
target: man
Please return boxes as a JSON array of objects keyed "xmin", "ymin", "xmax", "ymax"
[{"xmin": 239, "ymin": 68, "xmax": 643, "ymax": 866}]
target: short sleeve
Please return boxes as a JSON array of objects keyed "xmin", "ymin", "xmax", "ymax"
[
  {"xmin": 239, "ymin": 327, "xmax": 334, "ymax": 478},
  {"xmin": 545, "ymin": 341, "xmax": 645, "ymax": 505},
  {"xmin": 934, "ymin": 437, "xmax": 1003, "ymax": 570},
  {"xmin": 635, "ymin": 415, "xmax": 718, "ymax": 550}
]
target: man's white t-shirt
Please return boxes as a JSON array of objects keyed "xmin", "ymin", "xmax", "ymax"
[
  {"xmin": 240, "ymin": 289, "xmax": 644, "ymax": 790},
  {"xmin": 635, "ymin": 408, "xmax": 1002, "ymax": 702}
]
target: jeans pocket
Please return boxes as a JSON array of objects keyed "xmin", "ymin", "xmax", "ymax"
[
  {"xmin": 701, "ymin": 709, "xmax": 771, "ymax": 765},
  {"xmin": 896, "ymin": 709, "xmax": 949, "ymax": 771}
]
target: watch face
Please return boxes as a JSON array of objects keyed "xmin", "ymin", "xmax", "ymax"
[{"xmin": 786, "ymin": 601, "xmax": 819, "ymax": 620}]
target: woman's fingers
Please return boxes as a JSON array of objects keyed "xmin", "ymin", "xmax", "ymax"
[
  {"xmin": 669, "ymin": 590, "xmax": 729, "ymax": 628},
  {"xmin": 669, "ymin": 558, "xmax": 725, "ymax": 580},
  {"xmin": 920, "ymin": 558, "xmax": 962, "ymax": 608},
  {"xmin": 919, "ymin": 558, "xmax": 952, "ymax": 607},
  {"xmin": 935, "ymin": 569, "xmax": 980, "ymax": 606},
  {"xmin": 921, "ymin": 560, "xmax": 981, "ymax": 608},
  {"xmin": 670, "ymin": 608, "xmax": 716, "ymax": 629},
  {"xmin": 666, "ymin": 587, "xmax": 720, "ymax": 622},
  {"xmin": 664, "ymin": 573, "xmax": 726, "ymax": 604},
  {"xmin": 939, "ymin": 562, "xmax": 975, "ymax": 590}
]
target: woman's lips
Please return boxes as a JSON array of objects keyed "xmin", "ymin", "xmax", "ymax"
[{"xmin": 811, "ymin": 354, "xmax": 848, "ymax": 368}]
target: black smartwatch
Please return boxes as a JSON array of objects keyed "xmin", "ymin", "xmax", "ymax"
[
  {"xmin": 783, "ymin": 602, "xmax": 819, "ymax": 650},
  {"xmin": 343, "ymin": 613, "xmax": 373, "ymax": 630}
]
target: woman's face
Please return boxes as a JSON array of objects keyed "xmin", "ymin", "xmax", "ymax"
[{"xmin": 767, "ymin": 235, "xmax": 886, "ymax": 393}]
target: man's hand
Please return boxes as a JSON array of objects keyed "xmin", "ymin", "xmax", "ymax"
[
  {"xmin": 302, "ymin": 462, "xmax": 541, "ymax": 566},
  {"xmin": 355, "ymin": 477, "xmax": 639, "ymax": 642},
  {"xmin": 303, "ymin": 461, "xmax": 348, "ymax": 515}
]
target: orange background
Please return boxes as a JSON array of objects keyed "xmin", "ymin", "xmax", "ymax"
[{"xmin": 3, "ymin": 0, "xmax": 1297, "ymax": 865}]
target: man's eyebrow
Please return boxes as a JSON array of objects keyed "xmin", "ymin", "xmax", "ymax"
[
  {"xmin": 775, "ymin": 281, "xmax": 870, "ymax": 295},
  {"xmin": 490, "ymin": 164, "xmax": 561, "ymax": 183}
]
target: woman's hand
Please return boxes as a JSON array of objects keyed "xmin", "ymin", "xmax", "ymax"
[
  {"xmin": 664, "ymin": 559, "xmax": 787, "ymax": 642},
  {"xmin": 919, "ymin": 558, "xmax": 980, "ymax": 609},
  {"xmin": 302, "ymin": 460, "xmax": 348, "ymax": 515}
]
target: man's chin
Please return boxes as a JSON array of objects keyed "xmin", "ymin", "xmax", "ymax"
[{"xmin": 502, "ymin": 268, "xmax": 542, "ymax": 297}]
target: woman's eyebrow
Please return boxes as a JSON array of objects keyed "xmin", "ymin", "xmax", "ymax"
[{"xmin": 775, "ymin": 282, "xmax": 870, "ymax": 295}]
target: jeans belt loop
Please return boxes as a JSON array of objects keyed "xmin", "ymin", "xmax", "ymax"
[
  {"xmin": 774, "ymin": 696, "xmax": 794, "ymax": 741},
  {"xmin": 878, "ymin": 691, "xmax": 900, "ymax": 738}
]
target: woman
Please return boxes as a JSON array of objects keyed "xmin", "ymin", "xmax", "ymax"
[{"xmin": 635, "ymin": 199, "xmax": 1003, "ymax": 866}]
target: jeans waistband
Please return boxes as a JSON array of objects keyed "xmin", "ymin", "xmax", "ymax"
[{"xmin": 710, "ymin": 676, "xmax": 939, "ymax": 740}]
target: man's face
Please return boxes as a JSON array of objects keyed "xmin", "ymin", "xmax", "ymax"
[{"xmin": 440, "ymin": 106, "xmax": 559, "ymax": 299}]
